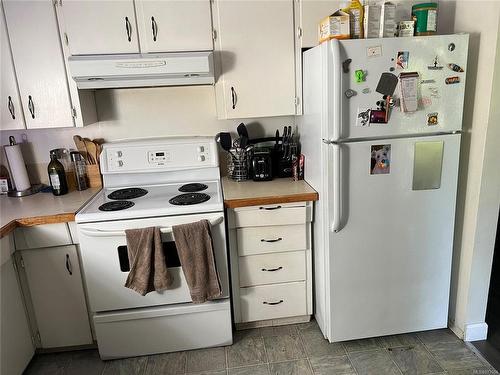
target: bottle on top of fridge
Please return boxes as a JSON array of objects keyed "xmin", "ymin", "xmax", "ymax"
[{"xmin": 48, "ymin": 149, "xmax": 68, "ymax": 196}]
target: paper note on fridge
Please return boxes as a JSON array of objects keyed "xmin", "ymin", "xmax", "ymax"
[{"xmin": 399, "ymin": 72, "xmax": 419, "ymax": 112}]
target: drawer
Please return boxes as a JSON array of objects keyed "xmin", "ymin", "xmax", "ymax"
[
  {"xmin": 237, "ymin": 224, "xmax": 307, "ymax": 256},
  {"xmin": 239, "ymin": 251, "xmax": 306, "ymax": 287},
  {"xmin": 233, "ymin": 203, "xmax": 307, "ymax": 227},
  {"xmin": 14, "ymin": 223, "xmax": 72, "ymax": 250},
  {"xmin": 239, "ymin": 282, "xmax": 307, "ymax": 322}
]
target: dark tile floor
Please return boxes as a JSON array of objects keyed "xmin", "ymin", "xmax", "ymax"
[{"xmin": 24, "ymin": 321, "xmax": 498, "ymax": 375}]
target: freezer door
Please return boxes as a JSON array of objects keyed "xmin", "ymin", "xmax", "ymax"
[
  {"xmin": 328, "ymin": 34, "xmax": 468, "ymax": 140},
  {"xmin": 328, "ymin": 134, "xmax": 460, "ymax": 341}
]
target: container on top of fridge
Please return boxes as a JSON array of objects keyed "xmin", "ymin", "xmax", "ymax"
[
  {"xmin": 319, "ymin": 10, "xmax": 350, "ymax": 43},
  {"xmin": 412, "ymin": 2, "xmax": 438, "ymax": 35}
]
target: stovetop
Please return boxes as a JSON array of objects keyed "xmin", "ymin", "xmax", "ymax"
[{"xmin": 76, "ymin": 180, "xmax": 223, "ymax": 223}]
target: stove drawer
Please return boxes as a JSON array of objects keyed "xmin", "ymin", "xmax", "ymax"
[
  {"xmin": 239, "ymin": 282, "xmax": 307, "ymax": 322},
  {"xmin": 94, "ymin": 300, "xmax": 232, "ymax": 359},
  {"xmin": 236, "ymin": 224, "xmax": 307, "ymax": 256},
  {"xmin": 233, "ymin": 203, "xmax": 307, "ymax": 227},
  {"xmin": 238, "ymin": 251, "xmax": 306, "ymax": 287}
]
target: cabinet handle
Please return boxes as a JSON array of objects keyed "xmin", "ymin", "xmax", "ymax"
[
  {"xmin": 151, "ymin": 16, "xmax": 158, "ymax": 41},
  {"xmin": 27, "ymin": 95, "xmax": 35, "ymax": 119},
  {"xmin": 65, "ymin": 254, "xmax": 73, "ymax": 275},
  {"xmin": 259, "ymin": 205, "xmax": 281, "ymax": 210},
  {"xmin": 263, "ymin": 300, "xmax": 283, "ymax": 305},
  {"xmin": 231, "ymin": 86, "xmax": 236, "ymax": 109},
  {"xmin": 7, "ymin": 96, "xmax": 15, "ymax": 119},
  {"xmin": 125, "ymin": 16, "xmax": 132, "ymax": 42},
  {"xmin": 261, "ymin": 266, "xmax": 283, "ymax": 272},
  {"xmin": 260, "ymin": 238, "xmax": 283, "ymax": 243}
]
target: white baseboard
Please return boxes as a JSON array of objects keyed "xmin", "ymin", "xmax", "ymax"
[{"xmin": 463, "ymin": 322, "xmax": 488, "ymax": 342}]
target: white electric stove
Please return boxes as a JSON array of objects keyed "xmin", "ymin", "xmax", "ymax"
[{"xmin": 76, "ymin": 136, "xmax": 232, "ymax": 359}]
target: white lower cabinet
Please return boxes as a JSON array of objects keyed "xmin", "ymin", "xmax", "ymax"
[
  {"xmin": 19, "ymin": 244, "xmax": 93, "ymax": 348},
  {"xmin": 1, "ymin": 235, "xmax": 34, "ymax": 375},
  {"xmin": 228, "ymin": 202, "xmax": 313, "ymax": 326}
]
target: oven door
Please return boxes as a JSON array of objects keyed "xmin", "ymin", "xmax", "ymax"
[{"xmin": 77, "ymin": 213, "xmax": 229, "ymax": 312}]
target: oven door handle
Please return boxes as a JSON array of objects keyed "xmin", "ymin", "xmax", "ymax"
[{"xmin": 78, "ymin": 216, "xmax": 224, "ymax": 237}]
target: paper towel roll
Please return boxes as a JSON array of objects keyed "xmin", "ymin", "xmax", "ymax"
[{"xmin": 4, "ymin": 144, "xmax": 31, "ymax": 191}]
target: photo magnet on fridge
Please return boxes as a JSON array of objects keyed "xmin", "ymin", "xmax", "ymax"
[
  {"xmin": 427, "ymin": 112, "xmax": 438, "ymax": 126},
  {"xmin": 396, "ymin": 51, "xmax": 409, "ymax": 69},
  {"xmin": 356, "ymin": 108, "xmax": 371, "ymax": 127},
  {"xmin": 371, "ymin": 145, "xmax": 391, "ymax": 175}
]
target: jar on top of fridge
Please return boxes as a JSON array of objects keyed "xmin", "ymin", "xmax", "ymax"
[{"xmin": 412, "ymin": 2, "xmax": 438, "ymax": 36}]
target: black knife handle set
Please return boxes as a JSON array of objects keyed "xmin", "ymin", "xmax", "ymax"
[{"xmin": 274, "ymin": 126, "xmax": 299, "ymax": 178}]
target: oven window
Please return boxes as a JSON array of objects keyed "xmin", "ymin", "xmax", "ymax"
[{"xmin": 117, "ymin": 241, "xmax": 181, "ymax": 272}]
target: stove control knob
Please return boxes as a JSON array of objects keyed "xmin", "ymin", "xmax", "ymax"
[
  {"xmin": 115, "ymin": 151, "xmax": 123, "ymax": 157},
  {"xmin": 115, "ymin": 160, "xmax": 124, "ymax": 167},
  {"xmin": 198, "ymin": 155, "xmax": 206, "ymax": 162},
  {"xmin": 197, "ymin": 146, "xmax": 204, "ymax": 153}
]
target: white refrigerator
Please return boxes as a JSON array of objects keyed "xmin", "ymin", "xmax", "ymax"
[{"xmin": 298, "ymin": 34, "xmax": 469, "ymax": 342}]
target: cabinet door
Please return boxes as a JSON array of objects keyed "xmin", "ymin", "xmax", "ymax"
[
  {"xmin": 299, "ymin": 0, "xmax": 341, "ymax": 48},
  {"xmin": 137, "ymin": 0, "xmax": 213, "ymax": 53},
  {"xmin": 3, "ymin": 0, "xmax": 74, "ymax": 129},
  {"xmin": 21, "ymin": 245, "xmax": 92, "ymax": 348},
  {"xmin": 1, "ymin": 257, "xmax": 34, "ymax": 375},
  {"xmin": 58, "ymin": 0, "xmax": 139, "ymax": 55},
  {"xmin": 0, "ymin": 5, "xmax": 25, "ymax": 130},
  {"xmin": 213, "ymin": 0, "xmax": 297, "ymax": 119}
]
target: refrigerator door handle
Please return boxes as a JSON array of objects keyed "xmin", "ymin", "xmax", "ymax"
[
  {"xmin": 331, "ymin": 143, "xmax": 342, "ymax": 233},
  {"xmin": 331, "ymin": 39, "xmax": 341, "ymax": 141}
]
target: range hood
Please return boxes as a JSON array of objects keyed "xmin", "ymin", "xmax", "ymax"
[{"xmin": 69, "ymin": 51, "xmax": 214, "ymax": 89}]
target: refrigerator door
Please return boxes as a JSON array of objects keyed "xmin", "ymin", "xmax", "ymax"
[
  {"xmin": 327, "ymin": 133, "xmax": 460, "ymax": 341},
  {"xmin": 327, "ymin": 34, "xmax": 468, "ymax": 140}
]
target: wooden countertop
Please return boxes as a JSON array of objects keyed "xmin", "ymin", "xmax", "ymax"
[
  {"xmin": 222, "ymin": 177, "xmax": 318, "ymax": 208},
  {"xmin": 0, "ymin": 188, "xmax": 101, "ymax": 238}
]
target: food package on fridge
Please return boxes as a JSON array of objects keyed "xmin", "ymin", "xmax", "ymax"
[
  {"xmin": 319, "ymin": 10, "xmax": 350, "ymax": 43},
  {"xmin": 380, "ymin": 2, "xmax": 397, "ymax": 37},
  {"xmin": 363, "ymin": 5, "xmax": 381, "ymax": 38},
  {"xmin": 342, "ymin": 0, "xmax": 364, "ymax": 39}
]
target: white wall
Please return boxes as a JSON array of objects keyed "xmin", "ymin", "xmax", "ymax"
[{"xmin": 439, "ymin": 0, "xmax": 500, "ymax": 340}]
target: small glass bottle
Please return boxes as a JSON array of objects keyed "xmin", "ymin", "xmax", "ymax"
[
  {"xmin": 70, "ymin": 151, "xmax": 88, "ymax": 191},
  {"xmin": 48, "ymin": 149, "xmax": 68, "ymax": 196}
]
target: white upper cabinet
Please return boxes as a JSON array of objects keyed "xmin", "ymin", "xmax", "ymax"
[
  {"xmin": 212, "ymin": 0, "xmax": 297, "ymax": 119},
  {"xmin": 58, "ymin": 0, "xmax": 139, "ymax": 55},
  {"xmin": 136, "ymin": 0, "xmax": 213, "ymax": 53},
  {"xmin": 299, "ymin": 0, "xmax": 341, "ymax": 48},
  {"xmin": 3, "ymin": 0, "xmax": 74, "ymax": 129},
  {"xmin": 0, "ymin": 5, "xmax": 25, "ymax": 131}
]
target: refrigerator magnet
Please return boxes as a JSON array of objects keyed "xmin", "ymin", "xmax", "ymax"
[
  {"xmin": 355, "ymin": 70, "xmax": 366, "ymax": 83},
  {"xmin": 445, "ymin": 76, "xmax": 460, "ymax": 84},
  {"xmin": 371, "ymin": 145, "xmax": 391, "ymax": 175},
  {"xmin": 396, "ymin": 51, "xmax": 409, "ymax": 69},
  {"xmin": 448, "ymin": 63, "xmax": 464, "ymax": 72},
  {"xmin": 427, "ymin": 112, "xmax": 438, "ymax": 126},
  {"xmin": 428, "ymin": 56, "xmax": 444, "ymax": 70},
  {"xmin": 356, "ymin": 108, "xmax": 371, "ymax": 127}
]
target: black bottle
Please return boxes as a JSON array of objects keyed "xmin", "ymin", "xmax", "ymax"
[{"xmin": 48, "ymin": 150, "xmax": 68, "ymax": 196}]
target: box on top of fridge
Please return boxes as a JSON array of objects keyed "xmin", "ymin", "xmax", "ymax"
[{"xmin": 319, "ymin": 10, "xmax": 350, "ymax": 43}]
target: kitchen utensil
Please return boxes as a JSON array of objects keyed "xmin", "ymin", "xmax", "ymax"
[
  {"xmin": 218, "ymin": 132, "xmax": 232, "ymax": 152},
  {"xmin": 237, "ymin": 123, "xmax": 249, "ymax": 139},
  {"xmin": 84, "ymin": 138, "xmax": 98, "ymax": 164}
]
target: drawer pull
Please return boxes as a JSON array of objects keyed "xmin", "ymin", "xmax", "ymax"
[
  {"xmin": 259, "ymin": 205, "xmax": 282, "ymax": 210},
  {"xmin": 261, "ymin": 266, "xmax": 283, "ymax": 272},
  {"xmin": 263, "ymin": 300, "xmax": 283, "ymax": 305},
  {"xmin": 260, "ymin": 237, "xmax": 282, "ymax": 243}
]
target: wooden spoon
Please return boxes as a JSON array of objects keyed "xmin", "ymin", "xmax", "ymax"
[{"xmin": 84, "ymin": 138, "xmax": 97, "ymax": 165}]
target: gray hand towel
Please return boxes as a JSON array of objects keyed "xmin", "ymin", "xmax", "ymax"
[
  {"xmin": 124, "ymin": 226, "xmax": 173, "ymax": 296},
  {"xmin": 172, "ymin": 220, "xmax": 222, "ymax": 303}
]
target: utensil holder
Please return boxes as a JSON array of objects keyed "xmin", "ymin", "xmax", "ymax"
[
  {"xmin": 227, "ymin": 151, "xmax": 251, "ymax": 182},
  {"xmin": 86, "ymin": 164, "xmax": 102, "ymax": 188}
]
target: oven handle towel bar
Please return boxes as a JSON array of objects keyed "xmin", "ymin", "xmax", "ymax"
[{"xmin": 79, "ymin": 216, "xmax": 224, "ymax": 237}]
